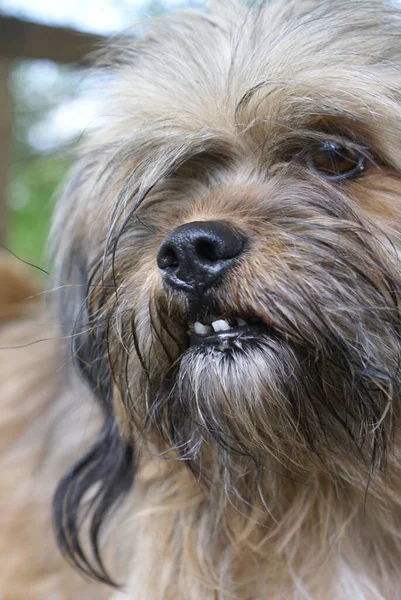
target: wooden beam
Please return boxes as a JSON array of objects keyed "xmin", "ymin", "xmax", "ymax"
[
  {"xmin": 0, "ymin": 15, "xmax": 103, "ymax": 64},
  {"xmin": 0, "ymin": 58, "xmax": 13, "ymax": 245}
]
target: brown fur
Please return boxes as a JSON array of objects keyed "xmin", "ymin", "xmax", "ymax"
[
  {"xmin": 0, "ymin": 319, "xmax": 108, "ymax": 599},
  {"xmin": 0, "ymin": 251, "xmax": 40, "ymax": 321},
  {"xmin": 4, "ymin": 1, "xmax": 401, "ymax": 598}
]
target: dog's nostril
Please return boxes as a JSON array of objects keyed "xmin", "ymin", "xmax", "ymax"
[
  {"xmin": 158, "ymin": 246, "xmax": 179, "ymax": 269},
  {"xmin": 195, "ymin": 239, "xmax": 219, "ymax": 263}
]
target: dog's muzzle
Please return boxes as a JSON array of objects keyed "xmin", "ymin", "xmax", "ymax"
[
  {"xmin": 157, "ymin": 220, "xmax": 245, "ymax": 295},
  {"xmin": 157, "ymin": 221, "xmax": 272, "ymax": 348}
]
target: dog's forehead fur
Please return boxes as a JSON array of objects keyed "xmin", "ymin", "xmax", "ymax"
[{"xmin": 96, "ymin": 0, "xmax": 401, "ymax": 150}]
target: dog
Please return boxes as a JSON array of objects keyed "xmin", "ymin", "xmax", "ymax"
[{"xmin": 3, "ymin": 0, "xmax": 401, "ymax": 597}]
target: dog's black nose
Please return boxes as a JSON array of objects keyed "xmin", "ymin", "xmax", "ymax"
[{"xmin": 157, "ymin": 221, "xmax": 245, "ymax": 294}]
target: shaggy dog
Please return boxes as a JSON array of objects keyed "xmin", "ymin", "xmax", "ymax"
[{"xmin": 3, "ymin": 0, "xmax": 401, "ymax": 598}]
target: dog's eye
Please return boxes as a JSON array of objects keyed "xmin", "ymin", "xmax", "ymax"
[{"xmin": 309, "ymin": 141, "xmax": 365, "ymax": 181}]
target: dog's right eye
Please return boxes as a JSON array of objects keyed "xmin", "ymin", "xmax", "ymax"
[{"xmin": 309, "ymin": 141, "xmax": 366, "ymax": 181}]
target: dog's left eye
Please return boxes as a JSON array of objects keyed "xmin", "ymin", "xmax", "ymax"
[{"xmin": 309, "ymin": 141, "xmax": 366, "ymax": 181}]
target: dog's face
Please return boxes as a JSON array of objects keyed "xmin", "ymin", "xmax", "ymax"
[{"xmin": 53, "ymin": 0, "xmax": 401, "ymax": 583}]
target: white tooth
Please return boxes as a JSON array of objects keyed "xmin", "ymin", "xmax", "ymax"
[
  {"xmin": 237, "ymin": 318, "xmax": 247, "ymax": 326},
  {"xmin": 211, "ymin": 319, "xmax": 231, "ymax": 332},
  {"xmin": 194, "ymin": 322, "xmax": 212, "ymax": 335}
]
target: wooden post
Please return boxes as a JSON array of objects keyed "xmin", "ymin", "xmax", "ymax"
[
  {"xmin": 0, "ymin": 58, "xmax": 13, "ymax": 246},
  {"xmin": 0, "ymin": 16, "xmax": 102, "ymax": 64}
]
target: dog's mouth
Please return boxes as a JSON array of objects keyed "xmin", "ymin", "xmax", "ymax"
[{"xmin": 188, "ymin": 315, "xmax": 269, "ymax": 348}]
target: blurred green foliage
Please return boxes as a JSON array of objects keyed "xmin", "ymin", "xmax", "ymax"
[
  {"xmin": 7, "ymin": 60, "xmax": 79, "ymax": 270},
  {"xmin": 7, "ymin": 156, "xmax": 70, "ymax": 270}
]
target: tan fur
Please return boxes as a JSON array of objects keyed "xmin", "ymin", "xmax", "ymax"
[
  {"xmin": 0, "ymin": 251, "xmax": 40, "ymax": 321},
  {"xmin": 4, "ymin": 1, "xmax": 401, "ymax": 598},
  {"xmin": 0, "ymin": 320, "xmax": 108, "ymax": 599}
]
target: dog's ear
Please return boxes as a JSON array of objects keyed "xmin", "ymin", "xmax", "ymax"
[{"xmin": 51, "ymin": 160, "xmax": 136, "ymax": 587}]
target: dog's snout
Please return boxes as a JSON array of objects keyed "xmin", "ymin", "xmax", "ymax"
[{"xmin": 157, "ymin": 221, "xmax": 245, "ymax": 294}]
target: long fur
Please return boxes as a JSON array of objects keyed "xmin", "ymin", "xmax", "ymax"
[{"xmin": 4, "ymin": 0, "xmax": 401, "ymax": 598}]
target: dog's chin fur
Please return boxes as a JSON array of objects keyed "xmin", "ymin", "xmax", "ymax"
[{"xmin": 5, "ymin": 0, "xmax": 401, "ymax": 598}]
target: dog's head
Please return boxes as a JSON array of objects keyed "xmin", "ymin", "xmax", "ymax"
[{"xmin": 53, "ymin": 0, "xmax": 401, "ymax": 584}]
